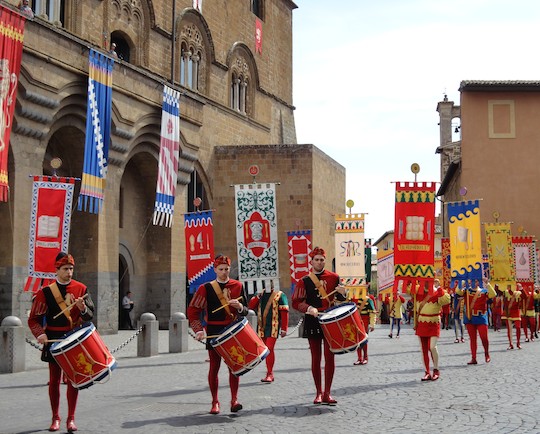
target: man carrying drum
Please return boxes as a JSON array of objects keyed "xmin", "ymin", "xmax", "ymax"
[
  {"xmin": 187, "ymin": 255, "xmax": 248, "ymax": 415},
  {"xmin": 27, "ymin": 252, "xmax": 94, "ymax": 432},
  {"xmin": 292, "ymin": 247, "xmax": 347, "ymax": 405}
]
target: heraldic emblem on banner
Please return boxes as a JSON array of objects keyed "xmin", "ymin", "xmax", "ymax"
[
  {"xmin": 184, "ymin": 211, "xmax": 215, "ymax": 294},
  {"xmin": 24, "ymin": 177, "xmax": 75, "ymax": 292},
  {"xmin": 287, "ymin": 230, "xmax": 312, "ymax": 291},
  {"xmin": 235, "ymin": 183, "xmax": 279, "ymax": 294},
  {"xmin": 485, "ymin": 222, "xmax": 514, "ymax": 290}
]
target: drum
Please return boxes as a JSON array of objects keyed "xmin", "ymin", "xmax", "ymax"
[
  {"xmin": 50, "ymin": 323, "xmax": 117, "ymax": 389},
  {"xmin": 210, "ymin": 318, "xmax": 269, "ymax": 377},
  {"xmin": 318, "ymin": 303, "xmax": 368, "ymax": 354}
]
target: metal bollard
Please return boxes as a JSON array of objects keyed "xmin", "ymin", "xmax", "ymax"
[
  {"xmin": 169, "ymin": 312, "xmax": 188, "ymax": 353},
  {"xmin": 137, "ymin": 312, "xmax": 159, "ymax": 357},
  {"xmin": 0, "ymin": 316, "xmax": 26, "ymax": 373},
  {"xmin": 247, "ymin": 309, "xmax": 258, "ymax": 331}
]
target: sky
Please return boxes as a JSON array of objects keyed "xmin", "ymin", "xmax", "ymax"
[{"xmin": 292, "ymin": 0, "xmax": 540, "ymax": 243}]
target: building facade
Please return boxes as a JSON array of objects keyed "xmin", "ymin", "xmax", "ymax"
[{"xmin": 0, "ymin": 0, "xmax": 346, "ymax": 331}]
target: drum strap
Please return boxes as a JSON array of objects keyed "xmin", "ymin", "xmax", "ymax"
[
  {"xmin": 211, "ymin": 280, "xmax": 233, "ymax": 319},
  {"xmin": 49, "ymin": 282, "xmax": 73, "ymax": 328},
  {"xmin": 309, "ymin": 273, "xmax": 328, "ymax": 300}
]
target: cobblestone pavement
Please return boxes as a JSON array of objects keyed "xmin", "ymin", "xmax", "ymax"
[{"xmin": 2, "ymin": 323, "xmax": 540, "ymax": 433}]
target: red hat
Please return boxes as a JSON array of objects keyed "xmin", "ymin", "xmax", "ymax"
[
  {"xmin": 55, "ymin": 254, "xmax": 75, "ymax": 269},
  {"xmin": 310, "ymin": 247, "xmax": 326, "ymax": 259},
  {"xmin": 214, "ymin": 255, "xmax": 231, "ymax": 267}
]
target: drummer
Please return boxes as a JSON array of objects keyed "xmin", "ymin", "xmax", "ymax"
[
  {"xmin": 187, "ymin": 255, "xmax": 248, "ymax": 415},
  {"xmin": 27, "ymin": 252, "xmax": 95, "ymax": 433},
  {"xmin": 292, "ymin": 246, "xmax": 347, "ymax": 405}
]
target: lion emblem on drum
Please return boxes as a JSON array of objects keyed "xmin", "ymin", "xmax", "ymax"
[
  {"xmin": 75, "ymin": 352, "xmax": 94, "ymax": 375},
  {"xmin": 0, "ymin": 58, "xmax": 18, "ymax": 152},
  {"xmin": 227, "ymin": 345, "xmax": 248, "ymax": 365},
  {"xmin": 342, "ymin": 323, "xmax": 357, "ymax": 343}
]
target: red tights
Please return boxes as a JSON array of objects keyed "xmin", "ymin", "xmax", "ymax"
[
  {"xmin": 465, "ymin": 323, "xmax": 489, "ymax": 359},
  {"xmin": 49, "ymin": 362, "xmax": 78, "ymax": 420},
  {"xmin": 308, "ymin": 337, "xmax": 335, "ymax": 394},
  {"xmin": 506, "ymin": 320, "xmax": 521, "ymax": 346},
  {"xmin": 522, "ymin": 316, "xmax": 536, "ymax": 339},
  {"xmin": 263, "ymin": 337, "xmax": 277, "ymax": 374},
  {"xmin": 208, "ymin": 349, "xmax": 239, "ymax": 404}
]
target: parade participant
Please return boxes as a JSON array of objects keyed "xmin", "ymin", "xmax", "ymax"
[
  {"xmin": 187, "ymin": 255, "xmax": 248, "ymax": 415},
  {"xmin": 456, "ymin": 278, "xmax": 496, "ymax": 364},
  {"xmin": 408, "ymin": 279, "xmax": 450, "ymax": 381},
  {"xmin": 248, "ymin": 282, "xmax": 289, "ymax": 383},
  {"xmin": 27, "ymin": 252, "xmax": 94, "ymax": 433},
  {"xmin": 292, "ymin": 246, "xmax": 347, "ymax": 405},
  {"xmin": 491, "ymin": 286, "xmax": 503, "ymax": 332},
  {"xmin": 452, "ymin": 290, "xmax": 465, "ymax": 343},
  {"xmin": 502, "ymin": 283, "xmax": 522, "ymax": 349},
  {"xmin": 353, "ymin": 291, "xmax": 376, "ymax": 365},
  {"xmin": 384, "ymin": 292, "xmax": 405, "ymax": 338},
  {"xmin": 441, "ymin": 297, "xmax": 451, "ymax": 330},
  {"xmin": 535, "ymin": 286, "xmax": 540, "ymax": 339},
  {"xmin": 520, "ymin": 284, "xmax": 538, "ymax": 342}
]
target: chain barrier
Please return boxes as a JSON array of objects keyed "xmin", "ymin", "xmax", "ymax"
[
  {"xmin": 284, "ymin": 316, "xmax": 303, "ymax": 337},
  {"xmin": 188, "ymin": 328, "xmax": 208, "ymax": 345},
  {"xmin": 24, "ymin": 325, "xmax": 145, "ymax": 355},
  {"xmin": 109, "ymin": 324, "xmax": 144, "ymax": 354}
]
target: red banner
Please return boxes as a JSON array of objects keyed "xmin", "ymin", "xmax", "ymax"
[
  {"xmin": 25, "ymin": 177, "xmax": 75, "ymax": 292},
  {"xmin": 184, "ymin": 211, "xmax": 215, "ymax": 294},
  {"xmin": 393, "ymin": 182, "xmax": 436, "ymax": 293},
  {"xmin": 255, "ymin": 18, "xmax": 262, "ymax": 54},
  {"xmin": 287, "ymin": 230, "xmax": 312, "ymax": 289},
  {"xmin": 441, "ymin": 237, "xmax": 451, "ymax": 292},
  {"xmin": 0, "ymin": 6, "xmax": 26, "ymax": 201}
]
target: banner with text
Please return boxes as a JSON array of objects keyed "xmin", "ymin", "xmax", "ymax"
[
  {"xmin": 484, "ymin": 222, "xmax": 514, "ymax": 290},
  {"xmin": 335, "ymin": 213, "xmax": 365, "ymax": 285}
]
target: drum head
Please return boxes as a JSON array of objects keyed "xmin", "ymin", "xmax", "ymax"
[
  {"xmin": 211, "ymin": 318, "xmax": 247, "ymax": 346},
  {"xmin": 319, "ymin": 303, "xmax": 356, "ymax": 323},
  {"xmin": 50, "ymin": 323, "xmax": 95, "ymax": 353}
]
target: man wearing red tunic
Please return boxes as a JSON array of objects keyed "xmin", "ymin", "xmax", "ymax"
[
  {"xmin": 353, "ymin": 293, "xmax": 376, "ymax": 365},
  {"xmin": 187, "ymin": 255, "xmax": 248, "ymax": 415},
  {"xmin": 28, "ymin": 253, "xmax": 94, "ymax": 433},
  {"xmin": 520, "ymin": 283, "xmax": 539, "ymax": 342},
  {"xmin": 292, "ymin": 247, "xmax": 347, "ymax": 405},
  {"xmin": 248, "ymin": 284, "xmax": 289, "ymax": 383},
  {"xmin": 408, "ymin": 279, "xmax": 450, "ymax": 381},
  {"xmin": 502, "ymin": 283, "xmax": 522, "ymax": 349}
]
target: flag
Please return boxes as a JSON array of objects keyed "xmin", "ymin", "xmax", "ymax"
[
  {"xmin": 484, "ymin": 222, "xmax": 514, "ymax": 289},
  {"xmin": 184, "ymin": 211, "xmax": 215, "ymax": 294},
  {"xmin": 287, "ymin": 229, "xmax": 312, "ymax": 291},
  {"xmin": 0, "ymin": 6, "xmax": 25, "ymax": 201},
  {"xmin": 441, "ymin": 237, "xmax": 451, "ymax": 291},
  {"xmin": 377, "ymin": 248, "xmax": 394, "ymax": 297},
  {"xmin": 78, "ymin": 49, "xmax": 114, "ymax": 213},
  {"xmin": 513, "ymin": 235, "xmax": 534, "ymax": 292},
  {"xmin": 235, "ymin": 183, "xmax": 279, "ymax": 294},
  {"xmin": 448, "ymin": 200, "xmax": 482, "ymax": 288},
  {"xmin": 393, "ymin": 182, "xmax": 436, "ymax": 293},
  {"xmin": 255, "ymin": 18, "xmax": 262, "ymax": 54},
  {"xmin": 334, "ymin": 213, "xmax": 365, "ymax": 285},
  {"xmin": 153, "ymin": 85, "xmax": 180, "ymax": 227},
  {"xmin": 24, "ymin": 176, "xmax": 75, "ymax": 293}
]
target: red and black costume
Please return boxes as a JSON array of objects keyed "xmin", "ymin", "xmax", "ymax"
[
  {"xmin": 187, "ymin": 273, "xmax": 247, "ymax": 413},
  {"xmin": 502, "ymin": 286, "xmax": 522, "ymax": 349},
  {"xmin": 353, "ymin": 294, "xmax": 376, "ymax": 365},
  {"xmin": 292, "ymin": 251, "xmax": 346, "ymax": 405},
  {"xmin": 520, "ymin": 285, "xmax": 539, "ymax": 342},
  {"xmin": 28, "ymin": 254, "xmax": 94, "ymax": 433}
]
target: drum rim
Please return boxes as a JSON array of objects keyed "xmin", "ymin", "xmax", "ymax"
[
  {"xmin": 74, "ymin": 359, "xmax": 117, "ymax": 389},
  {"xmin": 210, "ymin": 317, "xmax": 248, "ymax": 346},
  {"xmin": 318, "ymin": 303, "xmax": 357, "ymax": 323},
  {"xmin": 50, "ymin": 323, "xmax": 95, "ymax": 353}
]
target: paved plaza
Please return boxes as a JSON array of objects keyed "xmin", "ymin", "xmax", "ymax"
[{"xmin": 1, "ymin": 322, "xmax": 540, "ymax": 433}]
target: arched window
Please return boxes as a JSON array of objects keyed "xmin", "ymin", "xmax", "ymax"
[
  {"xmin": 33, "ymin": 0, "xmax": 65, "ymax": 25},
  {"xmin": 230, "ymin": 56, "xmax": 251, "ymax": 115},
  {"xmin": 179, "ymin": 24, "xmax": 205, "ymax": 91},
  {"xmin": 110, "ymin": 34, "xmax": 130, "ymax": 62}
]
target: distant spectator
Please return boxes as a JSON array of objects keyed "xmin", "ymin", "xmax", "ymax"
[
  {"xmin": 19, "ymin": 0, "xmax": 34, "ymax": 18},
  {"xmin": 109, "ymin": 42, "xmax": 118, "ymax": 58}
]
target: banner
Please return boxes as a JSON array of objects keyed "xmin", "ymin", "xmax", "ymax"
[
  {"xmin": 78, "ymin": 49, "xmax": 114, "ymax": 213},
  {"xmin": 393, "ymin": 182, "xmax": 436, "ymax": 292},
  {"xmin": 377, "ymin": 248, "xmax": 394, "ymax": 297},
  {"xmin": 484, "ymin": 222, "xmax": 514, "ymax": 289},
  {"xmin": 448, "ymin": 200, "xmax": 482, "ymax": 288},
  {"xmin": 235, "ymin": 183, "xmax": 279, "ymax": 294},
  {"xmin": 184, "ymin": 211, "xmax": 215, "ymax": 294},
  {"xmin": 0, "ymin": 7, "xmax": 25, "ymax": 201},
  {"xmin": 513, "ymin": 236, "xmax": 534, "ymax": 292},
  {"xmin": 335, "ymin": 214, "xmax": 365, "ymax": 285},
  {"xmin": 441, "ymin": 237, "xmax": 451, "ymax": 291},
  {"xmin": 255, "ymin": 18, "xmax": 263, "ymax": 54},
  {"xmin": 24, "ymin": 176, "xmax": 75, "ymax": 293},
  {"xmin": 153, "ymin": 85, "xmax": 180, "ymax": 227},
  {"xmin": 365, "ymin": 239, "xmax": 372, "ymax": 284},
  {"xmin": 287, "ymin": 229, "xmax": 312, "ymax": 290},
  {"xmin": 534, "ymin": 241, "xmax": 539, "ymax": 287}
]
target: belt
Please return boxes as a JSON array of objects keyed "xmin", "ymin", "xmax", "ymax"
[
  {"xmin": 45, "ymin": 325, "xmax": 72, "ymax": 332},
  {"xmin": 472, "ymin": 310, "xmax": 485, "ymax": 316}
]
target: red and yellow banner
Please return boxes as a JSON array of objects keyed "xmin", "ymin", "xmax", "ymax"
[
  {"xmin": 0, "ymin": 6, "xmax": 26, "ymax": 201},
  {"xmin": 393, "ymin": 182, "xmax": 436, "ymax": 292}
]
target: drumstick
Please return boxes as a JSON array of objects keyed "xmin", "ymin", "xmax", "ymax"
[
  {"xmin": 211, "ymin": 296, "xmax": 243, "ymax": 314},
  {"xmin": 320, "ymin": 287, "xmax": 346, "ymax": 299},
  {"xmin": 53, "ymin": 293, "xmax": 89, "ymax": 319},
  {"xmin": 45, "ymin": 339, "xmax": 63, "ymax": 343}
]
